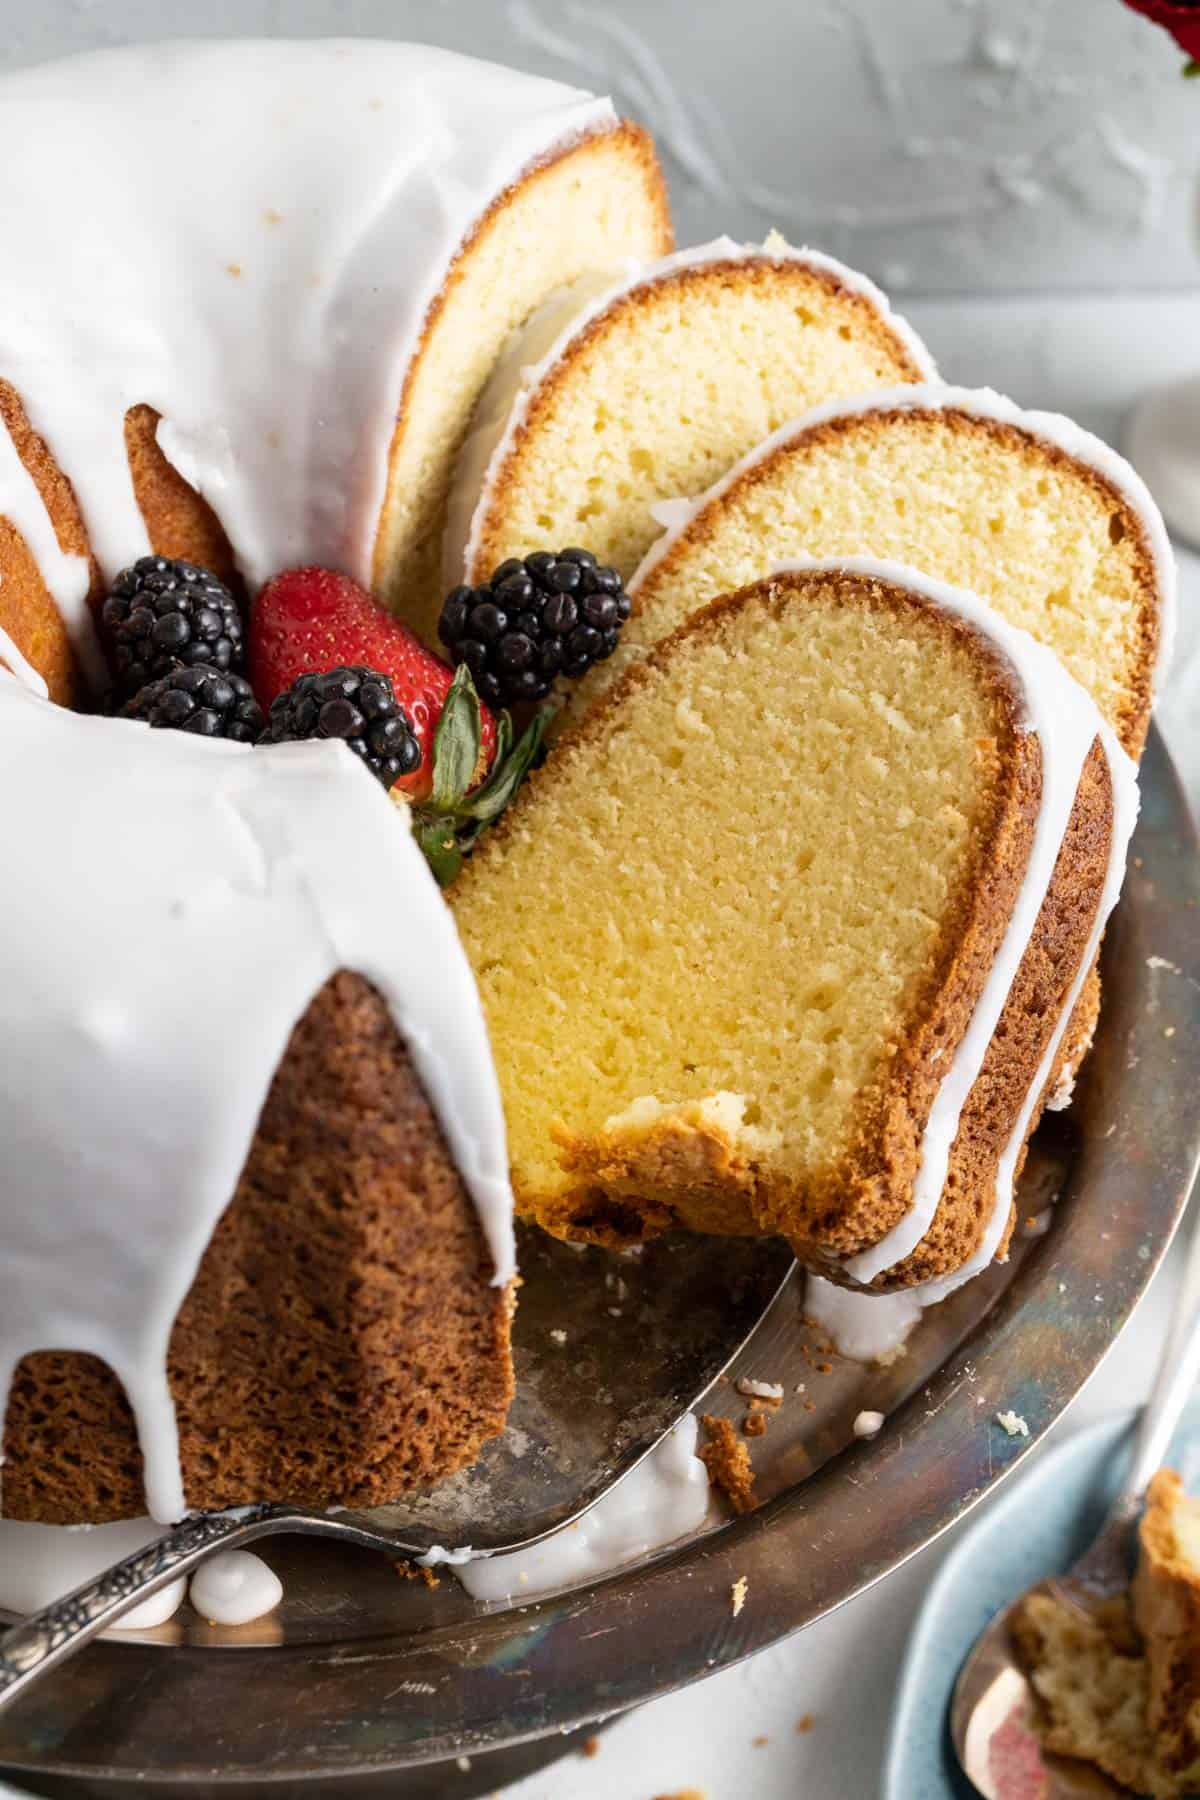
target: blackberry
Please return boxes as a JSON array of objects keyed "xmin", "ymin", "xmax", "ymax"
[
  {"xmin": 120, "ymin": 664, "xmax": 264, "ymax": 742},
  {"xmin": 258, "ymin": 666, "xmax": 421, "ymax": 788},
  {"xmin": 103, "ymin": 556, "xmax": 244, "ymax": 700},
  {"xmin": 438, "ymin": 548, "xmax": 631, "ymax": 708}
]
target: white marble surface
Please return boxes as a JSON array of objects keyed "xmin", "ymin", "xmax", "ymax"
[{"xmin": 498, "ymin": 290, "xmax": 1200, "ymax": 1800}]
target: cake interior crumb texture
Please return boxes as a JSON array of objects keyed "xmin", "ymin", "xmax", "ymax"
[
  {"xmin": 470, "ymin": 255, "xmax": 926, "ymax": 586},
  {"xmin": 454, "ymin": 568, "xmax": 1020, "ymax": 1253},
  {"xmin": 619, "ymin": 406, "xmax": 1159, "ymax": 755},
  {"xmin": 1014, "ymin": 1469, "xmax": 1200, "ymax": 1799}
]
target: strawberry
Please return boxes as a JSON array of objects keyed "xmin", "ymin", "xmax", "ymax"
[{"xmin": 249, "ymin": 566, "xmax": 495, "ymax": 799}]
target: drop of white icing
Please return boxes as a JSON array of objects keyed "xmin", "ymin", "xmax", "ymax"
[
  {"xmin": 805, "ymin": 1275, "xmax": 923, "ymax": 1363},
  {"xmin": 188, "ymin": 1550, "xmax": 282, "ymax": 1626},
  {"xmin": 457, "ymin": 1415, "xmax": 710, "ymax": 1603}
]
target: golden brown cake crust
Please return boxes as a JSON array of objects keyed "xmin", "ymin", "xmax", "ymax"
[
  {"xmin": 0, "ymin": 379, "xmax": 99, "ymax": 707},
  {"xmin": 455, "ymin": 569, "xmax": 1114, "ymax": 1291},
  {"xmin": 1, "ymin": 971, "xmax": 514, "ymax": 1524},
  {"xmin": 1134, "ymin": 1470, "xmax": 1200, "ymax": 1781},
  {"xmin": 465, "ymin": 251, "xmax": 929, "ymax": 586},
  {"xmin": 373, "ymin": 119, "xmax": 672, "ymax": 611},
  {"xmin": 631, "ymin": 406, "xmax": 1161, "ymax": 759}
]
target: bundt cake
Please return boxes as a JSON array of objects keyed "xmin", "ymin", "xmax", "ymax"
[
  {"xmin": 450, "ymin": 561, "xmax": 1138, "ymax": 1296},
  {"xmin": 580, "ymin": 385, "xmax": 1174, "ymax": 757},
  {"xmin": 445, "ymin": 235, "xmax": 933, "ymax": 600},
  {"xmin": 0, "ymin": 39, "xmax": 671, "ymax": 707},
  {"xmin": 0, "ymin": 664, "xmax": 515, "ymax": 1525}
]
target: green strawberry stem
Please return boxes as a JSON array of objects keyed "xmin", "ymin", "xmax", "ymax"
[
  {"xmin": 1187, "ymin": 56, "xmax": 1200, "ymax": 74},
  {"xmin": 411, "ymin": 665, "xmax": 549, "ymax": 887}
]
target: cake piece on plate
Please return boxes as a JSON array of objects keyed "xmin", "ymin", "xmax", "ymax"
[
  {"xmin": 451, "ymin": 561, "xmax": 1137, "ymax": 1297},
  {"xmin": 1134, "ymin": 1468, "xmax": 1200, "ymax": 1783}
]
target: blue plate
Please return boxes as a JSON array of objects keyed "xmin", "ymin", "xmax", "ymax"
[{"xmin": 883, "ymin": 1400, "xmax": 1200, "ymax": 1800}]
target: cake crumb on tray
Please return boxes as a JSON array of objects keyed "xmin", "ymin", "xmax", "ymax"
[{"xmin": 699, "ymin": 1415, "xmax": 759, "ymax": 1514}]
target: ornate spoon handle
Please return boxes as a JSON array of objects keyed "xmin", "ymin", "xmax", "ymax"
[{"xmin": 0, "ymin": 1504, "xmax": 276, "ymax": 1714}]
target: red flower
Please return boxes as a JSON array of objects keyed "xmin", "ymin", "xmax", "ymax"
[{"xmin": 1122, "ymin": 0, "xmax": 1200, "ymax": 61}]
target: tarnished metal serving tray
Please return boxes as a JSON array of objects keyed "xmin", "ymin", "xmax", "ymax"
[{"xmin": 1, "ymin": 729, "xmax": 1197, "ymax": 1798}]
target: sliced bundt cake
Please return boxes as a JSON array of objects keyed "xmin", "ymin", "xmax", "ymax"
[
  {"xmin": 580, "ymin": 386, "xmax": 1174, "ymax": 757},
  {"xmin": 0, "ymin": 40, "xmax": 672, "ymax": 705},
  {"xmin": 447, "ymin": 236, "xmax": 932, "ymax": 598},
  {"xmin": 451, "ymin": 562, "xmax": 1137, "ymax": 1296}
]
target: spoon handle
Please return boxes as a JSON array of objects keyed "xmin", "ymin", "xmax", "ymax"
[
  {"xmin": 1120, "ymin": 1198, "xmax": 1200, "ymax": 1507},
  {"xmin": 0, "ymin": 1506, "xmax": 274, "ymax": 1715}
]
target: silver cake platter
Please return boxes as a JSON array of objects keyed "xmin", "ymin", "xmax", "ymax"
[{"xmin": 0, "ymin": 726, "xmax": 1197, "ymax": 1800}]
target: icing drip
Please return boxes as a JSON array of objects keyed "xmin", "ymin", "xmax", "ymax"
[
  {"xmin": 0, "ymin": 39, "xmax": 613, "ymax": 675},
  {"xmin": 457, "ymin": 1415, "xmax": 710, "ymax": 1603},
  {"xmin": 910, "ymin": 699, "xmax": 1137, "ymax": 1307},
  {"xmin": 189, "ymin": 1551, "xmax": 282, "ymax": 1626},
  {"xmin": 773, "ymin": 556, "xmax": 1138, "ymax": 1300},
  {"xmin": 0, "ymin": 683, "xmax": 514, "ymax": 1522},
  {"xmin": 445, "ymin": 234, "xmax": 936, "ymax": 590},
  {"xmin": 805, "ymin": 1275, "xmax": 922, "ymax": 1364},
  {"xmin": 631, "ymin": 383, "xmax": 1177, "ymax": 699}
]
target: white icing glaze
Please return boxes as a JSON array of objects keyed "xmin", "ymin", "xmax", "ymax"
[
  {"xmin": 0, "ymin": 431, "xmax": 101, "ymax": 687},
  {"xmin": 630, "ymin": 383, "xmax": 1177, "ymax": 698},
  {"xmin": 189, "ymin": 1550, "xmax": 282, "ymax": 1626},
  {"xmin": 457, "ymin": 1415, "xmax": 710, "ymax": 1603},
  {"xmin": 0, "ymin": 625, "xmax": 49, "ymax": 700},
  {"xmin": 445, "ymin": 234, "xmax": 936, "ymax": 589},
  {"xmin": 769, "ymin": 556, "xmax": 1138, "ymax": 1300},
  {"xmin": 0, "ymin": 1518, "xmax": 278, "ymax": 1628},
  {"xmin": 0, "ymin": 39, "xmax": 614, "ymax": 679},
  {"xmin": 0, "ymin": 1516, "xmax": 180, "ymax": 1624},
  {"xmin": 805, "ymin": 1275, "xmax": 922, "ymax": 1364},
  {"xmin": 0, "ymin": 681, "xmax": 514, "ymax": 1522},
  {"xmin": 909, "ymin": 686, "xmax": 1138, "ymax": 1307}
]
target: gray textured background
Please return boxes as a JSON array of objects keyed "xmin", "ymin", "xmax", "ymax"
[{"xmin": 2, "ymin": 0, "xmax": 1198, "ymax": 296}]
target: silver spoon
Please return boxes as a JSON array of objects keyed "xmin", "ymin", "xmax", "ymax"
[
  {"xmin": 0, "ymin": 1228, "xmax": 795, "ymax": 1714},
  {"xmin": 951, "ymin": 1199, "xmax": 1200, "ymax": 1799}
]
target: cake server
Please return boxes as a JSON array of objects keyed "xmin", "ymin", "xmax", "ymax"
[
  {"xmin": 950, "ymin": 1197, "xmax": 1200, "ymax": 1798},
  {"xmin": 0, "ymin": 1226, "xmax": 794, "ymax": 1711}
]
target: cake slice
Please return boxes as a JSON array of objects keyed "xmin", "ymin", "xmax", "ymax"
[
  {"xmin": 446, "ymin": 237, "xmax": 932, "ymax": 596},
  {"xmin": 1012, "ymin": 1471, "xmax": 1200, "ymax": 1799},
  {"xmin": 581, "ymin": 386, "xmax": 1174, "ymax": 758},
  {"xmin": 451, "ymin": 562, "xmax": 1136, "ymax": 1294}
]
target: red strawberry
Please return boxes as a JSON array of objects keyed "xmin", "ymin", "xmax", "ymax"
[{"xmin": 249, "ymin": 566, "xmax": 495, "ymax": 798}]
